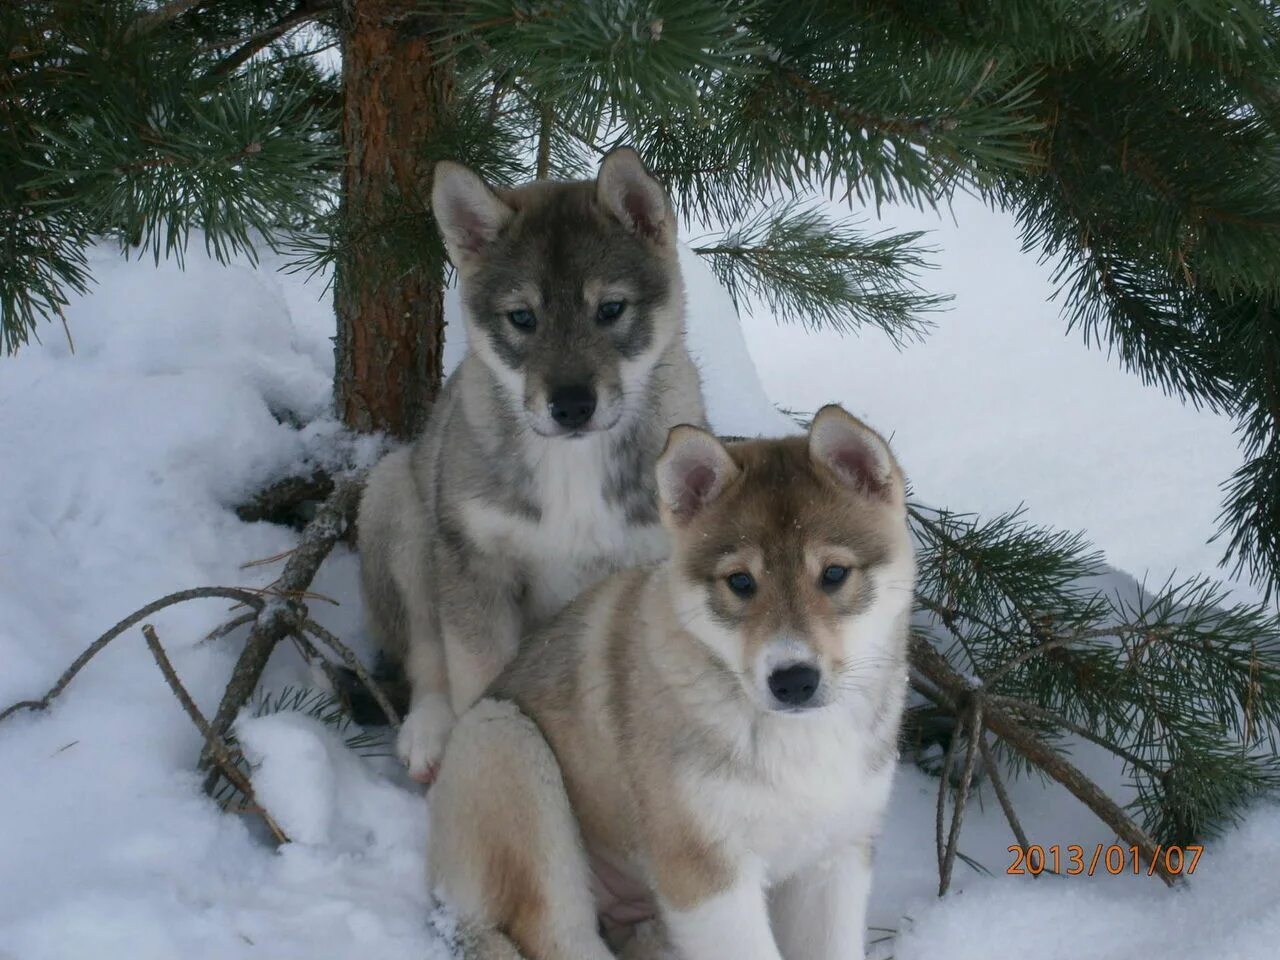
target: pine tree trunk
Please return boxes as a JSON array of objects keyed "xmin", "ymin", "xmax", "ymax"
[{"xmin": 334, "ymin": 0, "xmax": 451, "ymax": 439}]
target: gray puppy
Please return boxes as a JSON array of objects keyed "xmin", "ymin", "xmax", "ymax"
[{"xmin": 357, "ymin": 148, "xmax": 706, "ymax": 780}]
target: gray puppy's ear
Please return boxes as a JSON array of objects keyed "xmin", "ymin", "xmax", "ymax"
[
  {"xmin": 596, "ymin": 147, "xmax": 673, "ymax": 242},
  {"xmin": 656, "ymin": 425, "xmax": 739, "ymax": 525},
  {"xmin": 432, "ymin": 161, "xmax": 514, "ymax": 268}
]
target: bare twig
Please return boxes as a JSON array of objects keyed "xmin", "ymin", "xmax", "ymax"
[
  {"xmin": 939, "ymin": 696, "xmax": 984, "ymax": 896},
  {"xmin": 935, "ymin": 708, "xmax": 963, "ymax": 874},
  {"xmin": 209, "ymin": 0, "xmax": 336, "ymax": 79},
  {"xmin": 536, "ymin": 103, "xmax": 553, "ymax": 179},
  {"xmin": 299, "ymin": 617, "xmax": 401, "ymax": 728},
  {"xmin": 200, "ymin": 611, "xmax": 258, "ymax": 645},
  {"xmin": 234, "ymin": 583, "xmax": 341, "ymax": 607},
  {"xmin": 53, "ymin": 303, "xmax": 74, "ymax": 354},
  {"xmin": 143, "ymin": 624, "xmax": 289, "ymax": 844},
  {"xmin": 0, "ymin": 588, "xmax": 267, "ymax": 725},
  {"xmin": 241, "ymin": 546, "xmax": 300, "ymax": 569},
  {"xmin": 125, "ymin": 0, "xmax": 213, "ymax": 38},
  {"xmin": 200, "ymin": 471, "xmax": 365, "ymax": 790},
  {"xmin": 979, "ymin": 734, "xmax": 1044, "ymax": 876}
]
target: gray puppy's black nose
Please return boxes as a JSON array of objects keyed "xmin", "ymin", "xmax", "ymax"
[
  {"xmin": 768, "ymin": 664, "xmax": 821, "ymax": 706},
  {"xmin": 548, "ymin": 384, "xmax": 597, "ymax": 429}
]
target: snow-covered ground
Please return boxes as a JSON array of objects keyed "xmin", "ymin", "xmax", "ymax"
[{"xmin": 0, "ymin": 219, "xmax": 1276, "ymax": 959}]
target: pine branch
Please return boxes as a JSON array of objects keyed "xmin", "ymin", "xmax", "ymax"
[
  {"xmin": 692, "ymin": 201, "xmax": 948, "ymax": 343},
  {"xmin": 912, "ymin": 497, "xmax": 1280, "ymax": 847}
]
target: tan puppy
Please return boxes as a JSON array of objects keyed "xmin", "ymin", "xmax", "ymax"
[{"xmin": 428, "ymin": 406, "xmax": 916, "ymax": 960}]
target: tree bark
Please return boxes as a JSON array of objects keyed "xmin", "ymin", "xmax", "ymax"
[{"xmin": 334, "ymin": 0, "xmax": 451, "ymax": 439}]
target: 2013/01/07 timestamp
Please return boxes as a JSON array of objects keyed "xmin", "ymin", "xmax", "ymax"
[{"xmin": 1008, "ymin": 844, "xmax": 1203, "ymax": 877}]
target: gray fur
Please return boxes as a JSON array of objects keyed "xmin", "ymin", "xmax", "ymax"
[{"xmin": 357, "ymin": 148, "xmax": 706, "ymax": 778}]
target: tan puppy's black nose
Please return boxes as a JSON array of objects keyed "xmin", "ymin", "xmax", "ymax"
[
  {"xmin": 548, "ymin": 384, "xmax": 597, "ymax": 429},
  {"xmin": 768, "ymin": 664, "xmax": 821, "ymax": 707}
]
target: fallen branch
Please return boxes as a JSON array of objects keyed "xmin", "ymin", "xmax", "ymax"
[
  {"xmin": 200, "ymin": 471, "xmax": 365, "ymax": 790},
  {"xmin": 0, "ymin": 587, "xmax": 267, "ymax": 725},
  {"xmin": 143, "ymin": 624, "xmax": 289, "ymax": 844},
  {"xmin": 909, "ymin": 633, "xmax": 1181, "ymax": 887}
]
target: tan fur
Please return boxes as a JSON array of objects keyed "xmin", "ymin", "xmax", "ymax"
[{"xmin": 429, "ymin": 407, "xmax": 915, "ymax": 960}]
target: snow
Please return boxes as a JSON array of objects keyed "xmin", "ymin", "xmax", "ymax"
[{"xmin": 0, "ymin": 223, "xmax": 1276, "ymax": 958}]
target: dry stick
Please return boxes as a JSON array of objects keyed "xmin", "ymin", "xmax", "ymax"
[
  {"xmin": 979, "ymin": 734, "xmax": 1045, "ymax": 877},
  {"xmin": 200, "ymin": 472, "xmax": 365, "ymax": 791},
  {"xmin": 125, "ymin": 0, "xmax": 212, "ymax": 37},
  {"xmin": 142, "ymin": 625, "xmax": 290, "ymax": 845},
  {"xmin": 209, "ymin": 0, "xmax": 335, "ymax": 78},
  {"xmin": 939, "ymin": 696, "xmax": 985, "ymax": 896},
  {"xmin": 0, "ymin": 587, "xmax": 267, "ymax": 725},
  {"xmin": 536, "ymin": 103, "xmax": 553, "ymax": 179},
  {"xmin": 909, "ymin": 634, "xmax": 1181, "ymax": 887},
  {"xmin": 300, "ymin": 617, "xmax": 401, "ymax": 728},
  {"xmin": 241, "ymin": 546, "xmax": 300, "ymax": 569},
  {"xmin": 200, "ymin": 611, "xmax": 258, "ymax": 645},
  {"xmin": 935, "ymin": 708, "xmax": 964, "ymax": 877},
  {"xmin": 289, "ymin": 629, "xmax": 348, "ymax": 696}
]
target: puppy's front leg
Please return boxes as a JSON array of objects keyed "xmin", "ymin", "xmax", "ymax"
[
  {"xmin": 661, "ymin": 861, "xmax": 784, "ymax": 960},
  {"xmin": 770, "ymin": 842, "xmax": 873, "ymax": 960},
  {"xmin": 440, "ymin": 581, "xmax": 522, "ymax": 714},
  {"xmin": 397, "ymin": 576, "xmax": 520, "ymax": 782}
]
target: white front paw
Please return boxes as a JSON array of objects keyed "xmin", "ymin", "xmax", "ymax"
[{"xmin": 397, "ymin": 694, "xmax": 455, "ymax": 783}]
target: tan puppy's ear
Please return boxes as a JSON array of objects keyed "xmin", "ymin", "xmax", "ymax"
[
  {"xmin": 431, "ymin": 161, "xmax": 514, "ymax": 268},
  {"xmin": 656, "ymin": 425, "xmax": 739, "ymax": 524},
  {"xmin": 808, "ymin": 404, "xmax": 903, "ymax": 502},
  {"xmin": 596, "ymin": 147, "xmax": 673, "ymax": 243}
]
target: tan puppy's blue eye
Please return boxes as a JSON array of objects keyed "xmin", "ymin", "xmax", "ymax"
[
  {"xmin": 508, "ymin": 309, "xmax": 536, "ymax": 331},
  {"xmin": 726, "ymin": 571, "xmax": 756, "ymax": 597},
  {"xmin": 822, "ymin": 564, "xmax": 849, "ymax": 587},
  {"xmin": 597, "ymin": 300, "xmax": 626, "ymax": 324}
]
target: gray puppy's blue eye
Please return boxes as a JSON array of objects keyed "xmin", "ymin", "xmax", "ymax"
[
  {"xmin": 726, "ymin": 571, "xmax": 756, "ymax": 597},
  {"xmin": 597, "ymin": 300, "xmax": 626, "ymax": 324},
  {"xmin": 822, "ymin": 564, "xmax": 849, "ymax": 587},
  {"xmin": 508, "ymin": 309, "xmax": 536, "ymax": 331}
]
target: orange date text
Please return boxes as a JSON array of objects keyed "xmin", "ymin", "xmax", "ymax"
[{"xmin": 1007, "ymin": 843, "xmax": 1202, "ymax": 877}]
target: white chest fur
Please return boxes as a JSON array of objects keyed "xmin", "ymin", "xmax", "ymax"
[
  {"xmin": 461, "ymin": 432, "xmax": 668, "ymax": 622},
  {"xmin": 684, "ymin": 710, "xmax": 896, "ymax": 883}
]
